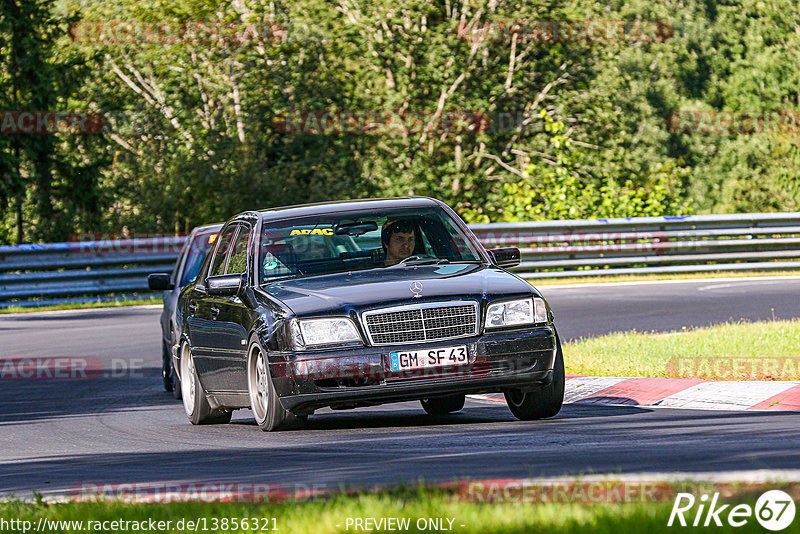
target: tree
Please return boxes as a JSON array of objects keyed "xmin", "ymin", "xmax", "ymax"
[{"xmin": 0, "ymin": 0, "xmax": 98, "ymax": 244}]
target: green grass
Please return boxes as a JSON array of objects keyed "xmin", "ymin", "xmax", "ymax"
[
  {"xmin": 0, "ymin": 298, "xmax": 161, "ymax": 315},
  {"xmin": 529, "ymin": 269, "xmax": 800, "ymax": 286},
  {"xmin": 0, "ymin": 483, "xmax": 795, "ymax": 533},
  {"xmin": 565, "ymin": 319, "xmax": 800, "ymax": 379}
]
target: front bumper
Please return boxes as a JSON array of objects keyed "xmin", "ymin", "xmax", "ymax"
[{"xmin": 268, "ymin": 325, "xmax": 557, "ymax": 413}]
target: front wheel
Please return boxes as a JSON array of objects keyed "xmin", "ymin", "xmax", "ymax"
[
  {"xmin": 247, "ymin": 343, "xmax": 304, "ymax": 431},
  {"xmin": 504, "ymin": 331, "xmax": 565, "ymax": 420},
  {"xmin": 421, "ymin": 394, "xmax": 465, "ymax": 415},
  {"xmin": 180, "ymin": 342, "xmax": 231, "ymax": 425}
]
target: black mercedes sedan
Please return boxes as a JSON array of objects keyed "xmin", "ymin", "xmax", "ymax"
[{"xmin": 176, "ymin": 197, "xmax": 564, "ymax": 430}]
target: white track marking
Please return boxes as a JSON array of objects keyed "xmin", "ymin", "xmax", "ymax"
[{"xmin": 656, "ymin": 381, "xmax": 799, "ymax": 410}]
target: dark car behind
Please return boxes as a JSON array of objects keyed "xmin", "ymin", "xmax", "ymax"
[{"xmin": 148, "ymin": 223, "xmax": 222, "ymax": 396}]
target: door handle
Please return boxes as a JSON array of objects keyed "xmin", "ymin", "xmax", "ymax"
[
  {"xmin": 188, "ymin": 302, "xmax": 197, "ymax": 315},
  {"xmin": 210, "ymin": 306, "xmax": 220, "ymax": 319}
]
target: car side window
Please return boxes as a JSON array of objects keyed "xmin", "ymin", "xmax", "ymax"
[
  {"xmin": 209, "ymin": 225, "xmax": 237, "ymax": 277},
  {"xmin": 171, "ymin": 243, "xmax": 187, "ymax": 286},
  {"xmin": 226, "ymin": 225, "xmax": 250, "ymax": 275}
]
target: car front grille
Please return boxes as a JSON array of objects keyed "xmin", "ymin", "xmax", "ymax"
[{"xmin": 363, "ymin": 302, "xmax": 478, "ymax": 346}]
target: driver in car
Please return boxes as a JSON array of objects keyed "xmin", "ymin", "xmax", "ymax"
[{"xmin": 382, "ymin": 219, "xmax": 418, "ymax": 266}]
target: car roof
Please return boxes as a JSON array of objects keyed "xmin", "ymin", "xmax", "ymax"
[
  {"xmin": 190, "ymin": 223, "xmax": 224, "ymax": 235},
  {"xmin": 253, "ymin": 196, "xmax": 441, "ymax": 223}
]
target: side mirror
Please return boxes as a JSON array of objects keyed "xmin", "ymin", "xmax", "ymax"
[
  {"xmin": 488, "ymin": 247, "xmax": 521, "ymax": 268},
  {"xmin": 147, "ymin": 273, "xmax": 174, "ymax": 291},
  {"xmin": 206, "ymin": 273, "xmax": 244, "ymax": 296}
]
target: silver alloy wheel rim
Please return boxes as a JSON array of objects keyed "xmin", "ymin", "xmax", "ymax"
[
  {"xmin": 181, "ymin": 344, "xmax": 196, "ymax": 416},
  {"xmin": 248, "ymin": 346, "xmax": 269, "ymax": 423}
]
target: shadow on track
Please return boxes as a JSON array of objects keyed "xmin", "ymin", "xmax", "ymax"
[
  {"xmin": 2, "ymin": 405, "xmax": 799, "ymax": 498},
  {"xmin": 0, "ymin": 368, "xmax": 175, "ymax": 424}
]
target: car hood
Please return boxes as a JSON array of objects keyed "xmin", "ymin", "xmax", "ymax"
[{"xmin": 259, "ymin": 264, "xmax": 537, "ymax": 317}]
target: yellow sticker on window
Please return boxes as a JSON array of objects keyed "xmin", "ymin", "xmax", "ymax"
[
  {"xmin": 208, "ymin": 233, "xmax": 217, "ymax": 244},
  {"xmin": 289, "ymin": 228, "xmax": 333, "ymax": 236}
]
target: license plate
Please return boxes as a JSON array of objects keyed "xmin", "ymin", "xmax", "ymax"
[{"xmin": 389, "ymin": 346, "xmax": 468, "ymax": 371}]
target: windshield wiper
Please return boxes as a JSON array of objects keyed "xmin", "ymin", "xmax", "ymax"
[
  {"xmin": 260, "ymin": 275, "xmax": 301, "ymax": 285},
  {"xmin": 393, "ymin": 258, "xmax": 451, "ymax": 266}
]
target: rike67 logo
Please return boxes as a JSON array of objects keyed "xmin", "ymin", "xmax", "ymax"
[{"xmin": 668, "ymin": 490, "xmax": 796, "ymax": 531}]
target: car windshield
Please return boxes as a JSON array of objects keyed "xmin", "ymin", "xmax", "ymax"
[
  {"xmin": 258, "ymin": 206, "xmax": 484, "ymax": 284},
  {"xmin": 180, "ymin": 231, "xmax": 219, "ymax": 287}
]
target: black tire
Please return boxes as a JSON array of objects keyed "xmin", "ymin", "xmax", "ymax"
[
  {"xmin": 247, "ymin": 343, "xmax": 305, "ymax": 431},
  {"xmin": 162, "ymin": 341, "xmax": 173, "ymax": 392},
  {"xmin": 504, "ymin": 331, "xmax": 565, "ymax": 420},
  {"xmin": 421, "ymin": 394, "xmax": 466, "ymax": 415},
  {"xmin": 180, "ymin": 343, "xmax": 232, "ymax": 425}
]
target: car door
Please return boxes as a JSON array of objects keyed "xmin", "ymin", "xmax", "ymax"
[
  {"xmin": 206, "ymin": 222, "xmax": 253, "ymax": 395},
  {"xmin": 187, "ymin": 224, "xmax": 237, "ymax": 390}
]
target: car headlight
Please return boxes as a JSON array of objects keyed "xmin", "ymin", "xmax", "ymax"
[
  {"xmin": 296, "ymin": 317, "xmax": 362, "ymax": 347},
  {"xmin": 485, "ymin": 297, "xmax": 548, "ymax": 328}
]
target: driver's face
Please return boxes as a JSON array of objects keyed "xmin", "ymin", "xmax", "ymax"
[{"xmin": 386, "ymin": 231, "xmax": 415, "ymax": 265}]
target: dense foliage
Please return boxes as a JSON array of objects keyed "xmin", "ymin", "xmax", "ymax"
[{"xmin": 1, "ymin": 0, "xmax": 799, "ymax": 243}]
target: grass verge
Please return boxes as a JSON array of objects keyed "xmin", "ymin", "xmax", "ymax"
[
  {"xmin": 0, "ymin": 483, "xmax": 795, "ymax": 533},
  {"xmin": 0, "ymin": 298, "xmax": 161, "ymax": 315},
  {"xmin": 564, "ymin": 319, "xmax": 800, "ymax": 379},
  {"xmin": 528, "ymin": 269, "xmax": 800, "ymax": 286}
]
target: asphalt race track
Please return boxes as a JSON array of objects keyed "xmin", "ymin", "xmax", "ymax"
[
  {"xmin": 2, "ymin": 277, "xmax": 800, "ymax": 499},
  {"xmin": 537, "ymin": 276, "xmax": 800, "ymax": 341}
]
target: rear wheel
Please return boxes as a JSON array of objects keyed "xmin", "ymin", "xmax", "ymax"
[
  {"xmin": 180, "ymin": 343, "xmax": 231, "ymax": 425},
  {"xmin": 247, "ymin": 343, "xmax": 304, "ymax": 431},
  {"xmin": 171, "ymin": 362, "xmax": 182, "ymax": 400},
  {"xmin": 161, "ymin": 341, "xmax": 173, "ymax": 392},
  {"xmin": 421, "ymin": 394, "xmax": 465, "ymax": 415},
  {"xmin": 504, "ymin": 332, "xmax": 565, "ymax": 420}
]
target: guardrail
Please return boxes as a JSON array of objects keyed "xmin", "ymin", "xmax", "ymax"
[
  {"xmin": 471, "ymin": 212, "xmax": 800, "ymax": 278},
  {"xmin": 2, "ymin": 212, "xmax": 800, "ymax": 307},
  {"xmin": 0, "ymin": 237, "xmax": 183, "ymax": 307}
]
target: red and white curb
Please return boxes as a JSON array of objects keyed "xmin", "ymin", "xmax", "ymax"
[{"xmin": 470, "ymin": 375, "xmax": 800, "ymax": 411}]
